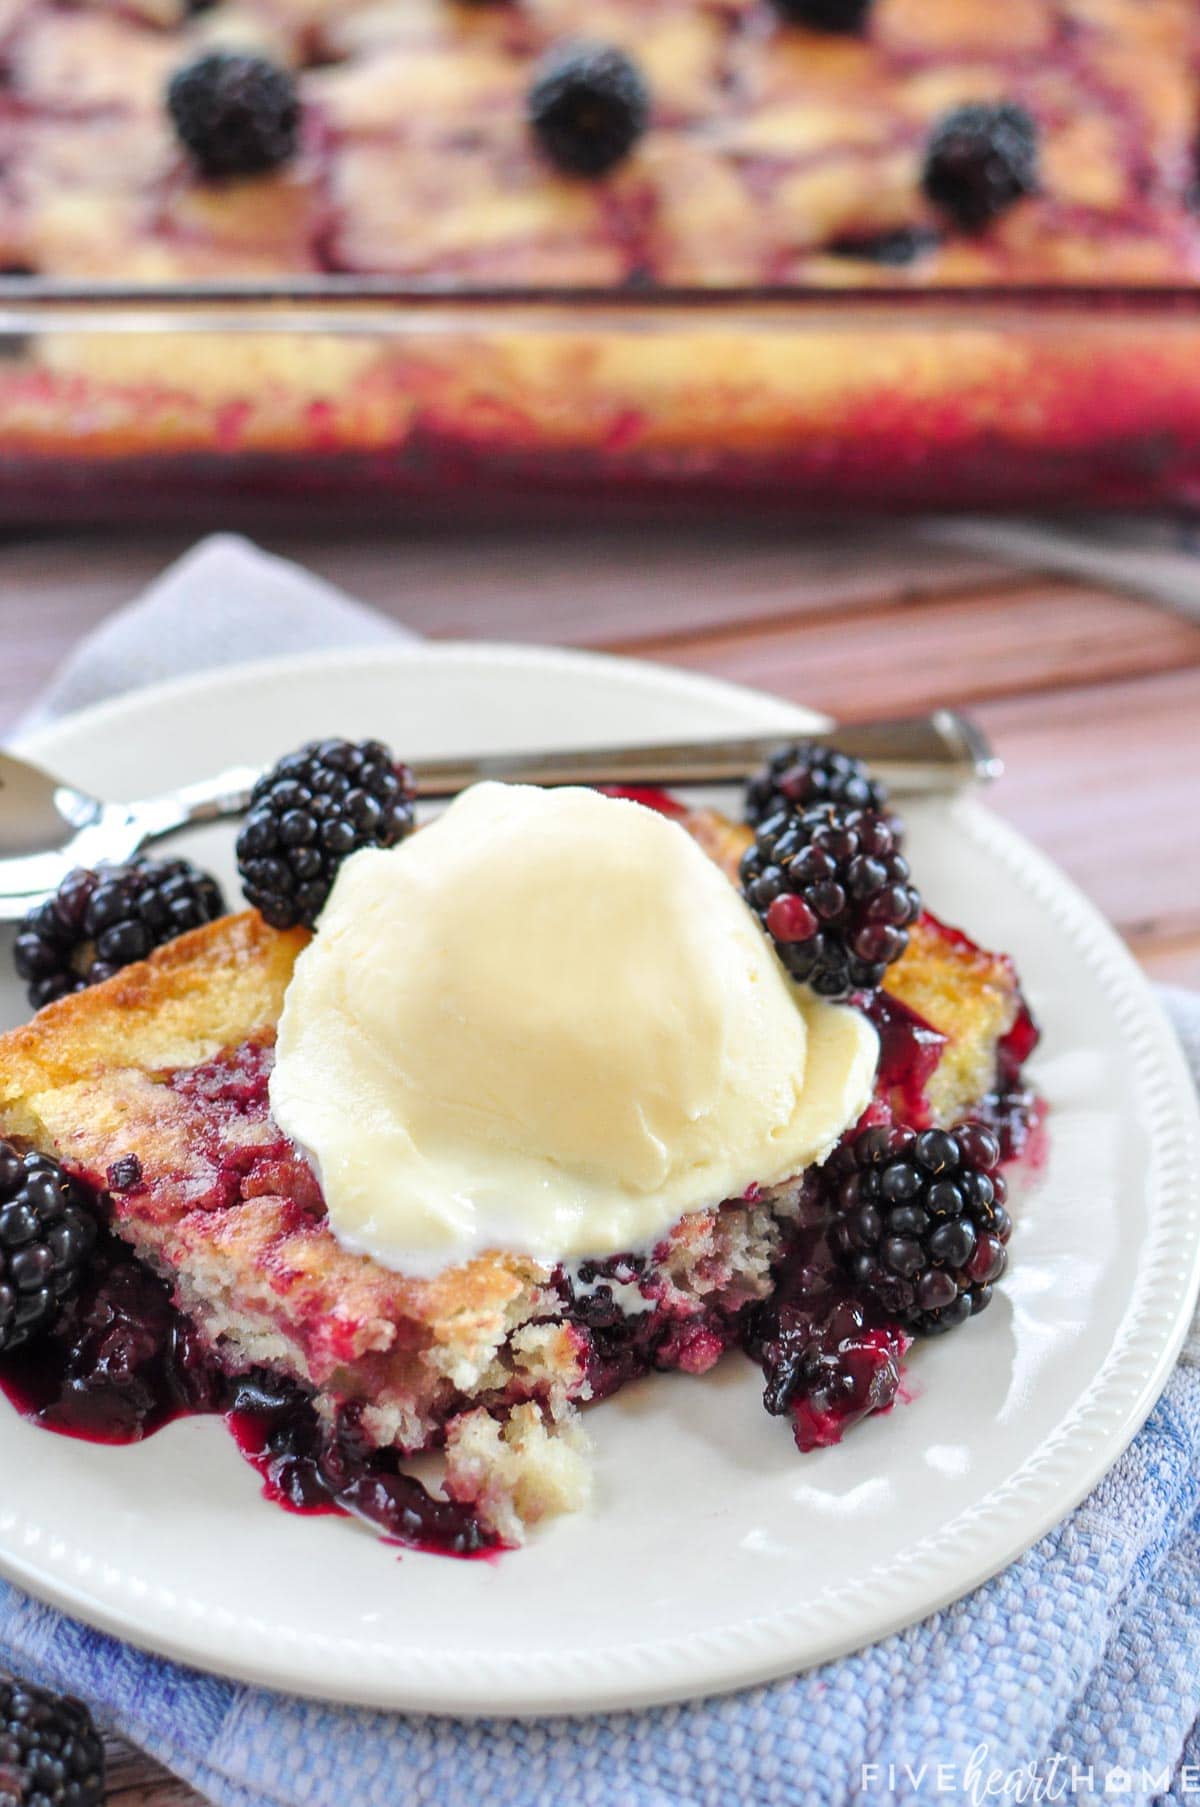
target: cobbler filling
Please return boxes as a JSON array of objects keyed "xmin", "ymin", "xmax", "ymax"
[
  {"xmin": 0, "ymin": 1040, "xmax": 499, "ymax": 1555},
  {"xmin": 0, "ymin": 1037, "xmax": 563, "ymax": 1551},
  {"xmin": 745, "ymin": 1188, "xmax": 909, "ymax": 1454},
  {"xmin": 869, "ymin": 987, "xmax": 1038, "ymax": 1165},
  {"xmin": 0, "ymin": 1219, "xmax": 495, "ymax": 1557},
  {"xmin": 0, "ymin": 1142, "xmax": 918, "ymax": 1529}
]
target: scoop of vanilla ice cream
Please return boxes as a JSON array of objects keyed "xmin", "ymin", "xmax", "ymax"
[{"xmin": 269, "ymin": 782, "xmax": 879, "ymax": 1276}]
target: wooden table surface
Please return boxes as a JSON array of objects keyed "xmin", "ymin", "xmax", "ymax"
[{"xmin": 2, "ymin": 522, "xmax": 1198, "ymax": 1804}]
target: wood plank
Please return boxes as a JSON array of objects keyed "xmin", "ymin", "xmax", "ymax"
[
  {"xmin": 104, "ymin": 1737, "xmax": 205, "ymax": 1805},
  {"xmin": 1126, "ymin": 928, "xmax": 1200, "ymax": 992},
  {"xmin": 637, "ymin": 580, "xmax": 1200, "ymax": 720},
  {"xmin": 623, "ymin": 591, "xmax": 1200, "ymax": 953},
  {"xmin": 301, "ymin": 528, "xmax": 1012, "ymax": 647},
  {"xmin": 0, "ymin": 527, "xmax": 1012, "ymax": 739},
  {"xmin": 973, "ymin": 667, "xmax": 1200, "ymax": 944},
  {"xmin": 621, "ymin": 623, "xmax": 1200, "ymax": 953}
]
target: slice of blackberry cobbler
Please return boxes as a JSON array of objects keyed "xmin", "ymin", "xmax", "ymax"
[{"xmin": 0, "ymin": 739, "xmax": 1040, "ymax": 1556}]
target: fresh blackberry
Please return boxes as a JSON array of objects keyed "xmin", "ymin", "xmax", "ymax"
[
  {"xmin": 236, "ymin": 738, "xmax": 415, "ymax": 929},
  {"xmin": 744, "ymin": 740, "xmax": 893, "ymax": 830},
  {"xmin": 740, "ymin": 803, "xmax": 920, "ymax": 997},
  {"xmin": 827, "ymin": 1121, "xmax": 1012, "ymax": 1334},
  {"xmin": 922, "ymin": 102, "xmax": 1038, "ymax": 231},
  {"xmin": 167, "ymin": 50, "xmax": 300, "ymax": 179},
  {"xmin": 13, "ymin": 858, "xmax": 226, "ymax": 1011},
  {"xmin": 0, "ymin": 1143, "xmax": 96, "ymax": 1356},
  {"xmin": 0, "ymin": 1676, "xmax": 104, "ymax": 1807},
  {"xmin": 768, "ymin": 0, "xmax": 873, "ymax": 30},
  {"xmin": 528, "ymin": 43, "xmax": 650, "ymax": 177}
]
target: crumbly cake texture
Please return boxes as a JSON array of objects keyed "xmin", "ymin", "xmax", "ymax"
[
  {"xmin": 1, "ymin": 0, "xmax": 1198, "ymax": 286},
  {"xmin": 0, "ymin": 805, "xmax": 1027, "ymax": 1541}
]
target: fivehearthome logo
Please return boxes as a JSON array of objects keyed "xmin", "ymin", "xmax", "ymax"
[{"xmin": 859, "ymin": 1745, "xmax": 1199, "ymax": 1800}]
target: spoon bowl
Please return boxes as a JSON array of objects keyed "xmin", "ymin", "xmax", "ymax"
[
  {"xmin": 0, "ymin": 750, "xmax": 101, "ymax": 858},
  {"xmin": 0, "ymin": 750, "xmax": 259, "ymax": 922}
]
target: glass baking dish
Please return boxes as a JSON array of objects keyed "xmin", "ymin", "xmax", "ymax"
[{"xmin": 3, "ymin": 281, "xmax": 1200, "ymax": 522}]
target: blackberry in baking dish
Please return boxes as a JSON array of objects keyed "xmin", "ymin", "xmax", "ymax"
[
  {"xmin": 768, "ymin": 0, "xmax": 874, "ymax": 32},
  {"xmin": 527, "ymin": 44, "xmax": 650, "ymax": 177},
  {"xmin": 922, "ymin": 103, "xmax": 1040, "ymax": 232},
  {"xmin": 167, "ymin": 50, "xmax": 300, "ymax": 179}
]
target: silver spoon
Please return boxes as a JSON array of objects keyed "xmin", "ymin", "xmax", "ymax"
[{"xmin": 0, "ymin": 709, "xmax": 998, "ymax": 922}]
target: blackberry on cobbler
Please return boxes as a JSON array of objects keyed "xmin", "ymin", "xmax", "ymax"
[
  {"xmin": 744, "ymin": 741, "xmax": 893, "ymax": 831},
  {"xmin": 740, "ymin": 803, "xmax": 920, "ymax": 997},
  {"xmin": 0, "ymin": 1142, "xmax": 96, "ymax": 1356},
  {"xmin": 768, "ymin": 0, "xmax": 873, "ymax": 32},
  {"xmin": 13, "ymin": 858, "xmax": 226, "ymax": 1010},
  {"xmin": 236, "ymin": 738, "xmax": 415, "ymax": 929},
  {"xmin": 827, "ymin": 1121, "xmax": 1011, "ymax": 1334},
  {"xmin": 923, "ymin": 102, "xmax": 1038, "ymax": 231},
  {"xmin": 528, "ymin": 43, "xmax": 650, "ymax": 177},
  {"xmin": 167, "ymin": 50, "xmax": 300, "ymax": 179},
  {"xmin": 0, "ymin": 1676, "xmax": 104, "ymax": 1807}
]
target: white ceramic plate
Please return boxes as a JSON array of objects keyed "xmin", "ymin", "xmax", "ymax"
[{"xmin": 0, "ymin": 644, "xmax": 1197, "ymax": 1718}]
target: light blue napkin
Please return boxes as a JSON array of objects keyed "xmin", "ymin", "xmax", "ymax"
[{"xmin": 2, "ymin": 538, "xmax": 1199, "ymax": 1806}]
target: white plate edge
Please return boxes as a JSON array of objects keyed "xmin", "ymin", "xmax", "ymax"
[{"xmin": 0, "ymin": 642, "xmax": 1195, "ymax": 1715}]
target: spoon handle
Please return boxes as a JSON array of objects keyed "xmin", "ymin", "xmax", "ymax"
[
  {"xmin": 126, "ymin": 710, "xmax": 998, "ymax": 835},
  {"xmin": 410, "ymin": 711, "xmax": 998, "ymax": 798},
  {"xmin": 121, "ymin": 766, "xmax": 263, "ymax": 844},
  {"xmin": 0, "ymin": 768, "xmax": 263, "ymax": 920}
]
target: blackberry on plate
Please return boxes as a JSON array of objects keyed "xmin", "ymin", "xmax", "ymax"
[
  {"xmin": 167, "ymin": 50, "xmax": 300, "ymax": 179},
  {"xmin": 758, "ymin": 1295, "xmax": 905, "ymax": 1451},
  {"xmin": 0, "ymin": 1676, "xmax": 104, "ymax": 1807},
  {"xmin": 744, "ymin": 740, "xmax": 893, "ymax": 830},
  {"xmin": 528, "ymin": 43, "xmax": 650, "ymax": 177},
  {"xmin": 740, "ymin": 803, "xmax": 920, "ymax": 997},
  {"xmin": 827, "ymin": 1121, "xmax": 1012, "ymax": 1334},
  {"xmin": 922, "ymin": 102, "xmax": 1038, "ymax": 231},
  {"xmin": 13, "ymin": 858, "xmax": 225, "ymax": 1011},
  {"xmin": 768, "ymin": 0, "xmax": 873, "ymax": 31},
  {"xmin": 236, "ymin": 737, "xmax": 415, "ymax": 930},
  {"xmin": 0, "ymin": 1142, "xmax": 96, "ymax": 1357}
]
